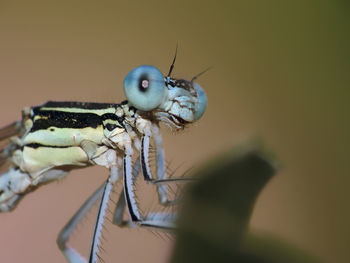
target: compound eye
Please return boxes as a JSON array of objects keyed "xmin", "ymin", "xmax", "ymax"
[
  {"xmin": 123, "ymin": 65, "xmax": 167, "ymax": 111},
  {"xmin": 193, "ymin": 83, "xmax": 207, "ymax": 121}
]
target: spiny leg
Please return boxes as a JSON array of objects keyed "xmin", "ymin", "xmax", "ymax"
[
  {"xmin": 57, "ymin": 183, "xmax": 105, "ymax": 263},
  {"xmin": 112, "ymin": 155, "xmax": 141, "ymax": 227},
  {"xmin": 113, "ymin": 181, "xmax": 177, "ymax": 231},
  {"xmin": 140, "ymin": 124, "xmax": 194, "ymax": 205},
  {"xmin": 57, "ymin": 154, "xmax": 177, "ymax": 263},
  {"xmin": 113, "ymin": 145, "xmax": 184, "ymax": 230},
  {"xmin": 113, "ymin": 153, "xmax": 178, "ymax": 227},
  {"xmin": 89, "ymin": 165, "xmax": 122, "ymax": 263},
  {"xmin": 123, "ymin": 154, "xmax": 142, "ymax": 222},
  {"xmin": 113, "ymin": 155, "xmax": 178, "ymax": 229},
  {"xmin": 114, "ymin": 186, "xmax": 177, "ymax": 231},
  {"xmin": 123, "ymin": 154, "xmax": 176, "ymax": 231},
  {"xmin": 57, "ymin": 166, "xmax": 122, "ymax": 263}
]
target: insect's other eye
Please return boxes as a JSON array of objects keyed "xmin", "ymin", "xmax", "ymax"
[
  {"xmin": 193, "ymin": 82, "xmax": 207, "ymax": 121},
  {"xmin": 123, "ymin": 65, "xmax": 167, "ymax": 111}
]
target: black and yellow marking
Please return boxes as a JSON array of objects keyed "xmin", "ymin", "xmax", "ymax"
[
  {"xmin": 23, "ymin": 101, "xmax": 125, "ymax": 147},
  {"xmin": 17, "ymin": 101, "xmax": 129, "ymax": 174},
  {"xmin": 31, "ymin": 101, "xmax": 124, "ymax": 131}
]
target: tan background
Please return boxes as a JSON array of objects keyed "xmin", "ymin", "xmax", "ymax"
[{"xmin": 0, "ymin": 1, "xmax": 349, "ymax": 262}]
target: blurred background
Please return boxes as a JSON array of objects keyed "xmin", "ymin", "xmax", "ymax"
[{"xmin": 0, "ymin": 1, "xmax": 349, "ymax": 262}]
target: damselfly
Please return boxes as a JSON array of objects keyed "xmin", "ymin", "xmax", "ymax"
[{"xmin": 0, "ymin": 54, "xmax": 207, "ymax": 262}]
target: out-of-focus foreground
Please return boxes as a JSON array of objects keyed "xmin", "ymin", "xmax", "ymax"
[{"xmin": 171, "ymin": 143, "xmax": 319, "ymax": 263}]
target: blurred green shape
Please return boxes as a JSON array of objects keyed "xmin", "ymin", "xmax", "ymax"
[
  {"xmin": 238, "ymin": 232, "xmax": 320, "ymax": 263},
  {"xmin": 171, "ymin": 144, "xmax": 318, "ymax": 263}
]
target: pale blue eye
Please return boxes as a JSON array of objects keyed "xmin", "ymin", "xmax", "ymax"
[
  {"xmin": 193, "ymin": 83, "xmax": 207, "ymax": 121},
  {"xmin": 123, "ymin": 65, "xmax": 167, "ymax": 111}
]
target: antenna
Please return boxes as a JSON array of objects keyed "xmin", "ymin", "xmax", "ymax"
[
  {"xmin": 191, "ymin": 67, "xmax": 212, "ymax": 83},
  {"xmin": 167, "ymin": 44, "xmax": 178, "ymax": 77}
]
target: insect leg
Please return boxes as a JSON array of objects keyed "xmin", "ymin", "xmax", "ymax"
[
  {"xmin": 123, "ymin": 153, "xmax": 176, "ymax": 231},
  {"xmin": 57, "ymin": 156, "xmax": 122, "ymax": 263},
  {"xmin": 0, "ymin": 169, "xmax": 31, "ymax": 212},
  {"xmin": 140, "ymin": 212, "xmax": 177, "ymax": 230},
  {"xmin": 139, "ymin": 124, "xmax": 193, "ymax": 205},
  {"xmin": 89, "ymin": 164, "xmax": 122, "ymax": 263},
  {"xmin": 123, "ymin": 153, "xmax": 142, "ymax": 222},
  {"xmin": 114, "ymin": 187, "xmax": 177, "ymax": 230},
  {"xmin": 112, "ymin": 155, "xmax": 141, "ymax": 227},
  {"xmin": 57, "ymin": 183, "xmax": 105, "ymax": 263},
  {"xmin": 0, "ymin": 120, "xmax": 22, "ymax": 141}
]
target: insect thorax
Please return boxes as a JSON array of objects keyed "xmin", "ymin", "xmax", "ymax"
[
  {"xmin": 9, "ymin": 101, "xmax": 147, "ymax": 180},
  {"xmin": 0, "ymin": 101, "xmax": 149, "ymax": 211}
]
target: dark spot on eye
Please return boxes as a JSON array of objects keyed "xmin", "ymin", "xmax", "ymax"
[
  {"xmin": 138, "ymin": 74, "xmax": 149, "ymax": 92},
  {"xmin": 50, "ymin": 128, "xmax": 55, "ymax": 132},
  {"xmin": 0, "ymin": 190, "xmax": 4, "ymax": 196}
]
